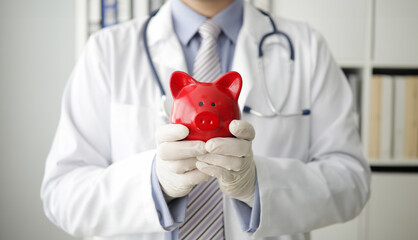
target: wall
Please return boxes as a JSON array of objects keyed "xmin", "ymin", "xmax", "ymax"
[{"xmin": 0, "ymin": 1, "xmax": 78, "ymax": 239}]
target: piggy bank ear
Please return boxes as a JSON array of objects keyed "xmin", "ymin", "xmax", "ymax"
[
  {"xmin": 170, "ymin": 71, "xmax": 197, "ymax": 99},
  {"xmin": 215, "ymin": 71, "xmax": 242, "ymax": 101}
]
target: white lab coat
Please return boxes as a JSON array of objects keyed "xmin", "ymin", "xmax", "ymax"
[{"xmin": 41, "ymin": 1, "xmax": 371, "ymax": 240}]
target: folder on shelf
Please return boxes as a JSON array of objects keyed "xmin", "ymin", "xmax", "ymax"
[
  {"xmin": 370, "ymin": 74, "xmax": 418, "ymax": 161},
  {"xmin": 369, "ymin": 75, "xmax": 383, "ymax": 159},
  {"xmin": 393, "ymin": 76, "xmax": 406, "ymax": 159},
  {"xmin": 380, "ymin": 75, "xmax": 394, "ymax": 159},
  {"xmin": 369, "ymin": 75, "xmax": 395, "ymax": 160},
  {"xmin": 102, "ymin": 0, "xmax": 117, "ymax": 27},
  {"xmin": 404, "ymin": 76, "xmax": 418, "ymax": 159}
]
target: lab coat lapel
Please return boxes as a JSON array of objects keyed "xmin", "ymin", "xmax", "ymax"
[
  {"xmin": 231, "ymin": 2, "xmax": 273, "ymax": 112},
  {"xmin": 145, "ymin": 1, "xmax": 188, "ymax": 108},
  {"xmin": 146, "ymin": 1, "xmax": 188, "ymax": 79}
]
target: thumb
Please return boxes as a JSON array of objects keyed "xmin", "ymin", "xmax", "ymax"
[
  {"xmin": 229, "ymin": 120, "xmax": 255, "ymax": 140},
  {"xmin": 156, "ymin": 124, "xmax": 189, "ymax": 144}
]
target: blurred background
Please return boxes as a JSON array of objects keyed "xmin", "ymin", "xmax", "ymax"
[
  {"xmin": 0, "ymin": 0, "xmax": 417, "ymax": 239},
  {"xmin": 0, "ymin": 0, "xmax": 75, "ymax": 239}
]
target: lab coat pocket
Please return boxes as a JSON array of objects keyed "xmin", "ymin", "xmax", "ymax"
[
  {"xmin": 110, "ymin": 102, "xmax": 168, "ymax": 161},
  {"xmin": 243, "ymin": 84, "xmax": 311, "ymax": 160}
]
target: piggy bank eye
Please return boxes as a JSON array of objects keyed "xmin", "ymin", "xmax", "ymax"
[
  {"xmin": 199, "ymin": 102, "xmax": 204, "ymax": 107},
  {"xmin": 211, "ymin": 102, "xmax": 216, "ymax": 107}
]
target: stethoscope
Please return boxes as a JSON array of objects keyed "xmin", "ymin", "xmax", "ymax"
[{"xmin": 142, "ymin": 9, "xmax": 311, "ymax": 119}]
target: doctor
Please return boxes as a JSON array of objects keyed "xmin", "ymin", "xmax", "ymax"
[{"xmin": 41, "ymin": 0, "xmax": 371, "ymax": 239}]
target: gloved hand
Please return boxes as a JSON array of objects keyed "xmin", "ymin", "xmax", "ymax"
[
  {"xmin": 196, "ymin": 120, "xmax": 256, "ymax": 207},
  {"xmin": 156, "ymin": 124, "xmax": 211, "ymax": 200}
]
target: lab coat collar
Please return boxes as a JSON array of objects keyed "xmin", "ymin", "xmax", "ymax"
[
  {"xmin": 147, "ymin": 1, "xmax": 188, "ymax": 73},
  {"xmin": 232, "ymin": 2, "xmax": 273, "ymax": 112},
  {"xmin": 211, "ymin": 0, "xmax": 243, "ymax": 45},
  {"xmin": 146, "ymin": 1, "xmax": 173, "ymax": 46},
  {"xmin": 171, "ymin": 0, "xmax": 243, "ymax": 46}
]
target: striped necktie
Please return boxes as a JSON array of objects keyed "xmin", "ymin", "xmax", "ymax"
[
  {"xmin": 178, "ymin": 178, "xmax": 224, "ymax": 240},
  {"xmin": 193, "ymin": 19, "xmax": 222, "ymax": 82},
  {"xmin": 178, "ymin": 19, "xmax": 225, "ymax": 240}
]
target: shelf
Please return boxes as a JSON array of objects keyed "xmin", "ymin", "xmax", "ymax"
[
  {"xmin": 372, "ymin": 62, "xmax": 418, "ymax": 70},
  {"xmin": 368, "ymin": 160, "xmax": 418, "ymax": 173},
  {"xmin": 370, "ymin": 166, "xmax": 418, "ymax": 173},
  {"xmin": 339, "ymin": 61, "xmax": 366, "ymax": 69},
  {"xmin": 368, "ymin": 160, "xmax": 418, "ymax": 166}
]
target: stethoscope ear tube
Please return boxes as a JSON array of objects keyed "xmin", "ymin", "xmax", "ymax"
[
  {"xmin": 143, "ymin": 9, "xmax": 172, "ymax": 120},
  {"xmin": 246, "ymin": 10, "xmax": 309, "ymax": 118},
  {"xmin": 142, "ymin": 9, "xmax": 165, "ymax": 97},
  {"xmin": 257, "ymin": 9, "xmax": 294, "ymax": 61},
  {"xmin": 251, "ymin": 53, "xmax": 309, "ymax": 118}
]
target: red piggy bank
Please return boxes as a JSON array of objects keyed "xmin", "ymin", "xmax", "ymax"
[{"xmin": 170, "ymin": 71, "xmax": 242, "ymax": 142}]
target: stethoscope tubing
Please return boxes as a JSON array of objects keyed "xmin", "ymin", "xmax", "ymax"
[{"xmin": 142, "ymin": 9, "xmax": 166, "ymax": 97}]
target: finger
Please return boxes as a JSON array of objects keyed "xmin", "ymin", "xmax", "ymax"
[
  {"xmin": 179, "ymin": 169, "xmax": 211, "ymax": 186},
  {"xmin": 165, "ymin": 158, "xmax": 198, "ymax": 174},
  {"xmin": 196, "ymin": 162, "xmax": 234, "ymax": 182},
  {"xmin": 158, "ymin": 140, "xmax": 207, "ymax": 160},
  {"xmin": 205, "ymin": 138, "xmax": 251, "ymax": 157},
  {"xmin": 229, "ymin": 120, "xmax": 255, "ymax": 140},
  {"xmin": 197, "ymin": 154, "xmax": 243, "ymax": 171},
  {"xmin": 156, "ymin": 124, "xmax": 189, "ymax": 144}
]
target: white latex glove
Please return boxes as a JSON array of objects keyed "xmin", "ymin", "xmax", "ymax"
[
  {"xmin": 156, "ymin": 124, "xmax": 211, "ymax": 199},
  {"xmin": 196, "ymin": 120, "xmax": 256, "ymax": 207}
]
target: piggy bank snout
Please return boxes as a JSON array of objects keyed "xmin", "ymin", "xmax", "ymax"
[{"xmin": 194, "ymin": 111, "xmax": 220, "ymax": 131}]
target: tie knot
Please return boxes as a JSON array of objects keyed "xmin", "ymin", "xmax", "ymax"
[{"xmin": 198, "ymin": 19, "xmax": 221, "ymax": 40}]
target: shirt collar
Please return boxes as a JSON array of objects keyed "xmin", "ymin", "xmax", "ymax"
[{"xmin": 171, "ymin": 0, "xmax": 243, "ymax": 46}]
